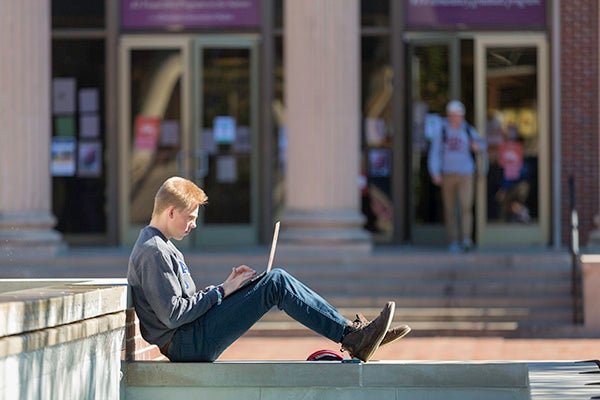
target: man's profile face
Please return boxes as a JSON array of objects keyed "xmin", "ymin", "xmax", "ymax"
[{"xmin": 169, "ymin": 205, "xmax": 199, "ymax": 240}]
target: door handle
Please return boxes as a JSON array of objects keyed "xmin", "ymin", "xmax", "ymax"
[
  {"xmin": 195, "ymin": 149, "xmax": 209, "ymax": 179},
  {"xmin": 176, "ymin": 150, "xmax": 209, "ymax": 179}
]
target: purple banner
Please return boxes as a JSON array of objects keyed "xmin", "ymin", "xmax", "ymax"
[
  {"xmin": 121, "ymin": 0, "xmax": 260, "ymax": 30},
  {"xmin": 405, "ymin": 0, "xmax": 546, "ymax": 29}
]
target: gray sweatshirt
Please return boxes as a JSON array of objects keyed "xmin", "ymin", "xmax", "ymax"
[
  {"xmin": 127, "ymin": 226, "xmax": 219, "ymax": 348},
  {"xmin": 427, "ymin": 120, "xmax": 486, "ymax": 177}
]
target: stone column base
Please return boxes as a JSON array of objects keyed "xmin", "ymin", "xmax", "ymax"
[
  {"xmin": 0, "ymin": 211, "xmax": 64, "ymax": 258},
  {"xmin": 279, "ymin": 210, "xmax": 372, "ymax": 254}
]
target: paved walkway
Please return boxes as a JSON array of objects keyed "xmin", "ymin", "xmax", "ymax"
[
  {"xmin": 220, "ymin": 334, "xmax": 600, "ymax": 362},
  {"xmin": 220, "ymin": 334, "xmax": 600, "ymax": 398},
  {"xmin": 219, "ymin": 334, "xmax": 600, "ymax": 398}
]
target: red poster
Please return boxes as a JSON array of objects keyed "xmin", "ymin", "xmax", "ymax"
[{"xmin": 134, "ymin": 115, "xmax": 160, "ymax": 150}]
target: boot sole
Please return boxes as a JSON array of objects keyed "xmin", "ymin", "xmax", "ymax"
[
  {"xmin": 380, "ymin": 325, "xmax": 411, "ymax": 347},
  {"xmin": 360, "ymin": 301, "xmax": 395, "ymax": 362}
]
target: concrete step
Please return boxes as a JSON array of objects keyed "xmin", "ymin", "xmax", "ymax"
[
  {"xmin": 0, "ymin": 247, "xmax": 577, "ymax": 337},
  {"xmin": 318, "ymin": 295, "xmax": 574, "ymax": 308},
  {"xmin": 246, "ymin": 320, "xmax": 521, "ymax": 337},
  {"xmin": 229, "ymin": 254, "xmax": 576, "ymax": 336},
  {"xmin": 248, "ymin": 305, "xmax": 575, "ymax": 337},
  {"xmin": 299, "ymin": 281, "xmax": 571, "ymax": 296},
  {"xmin": 257, "ymin": 306, "xmax": 574, "ymax": 324}
]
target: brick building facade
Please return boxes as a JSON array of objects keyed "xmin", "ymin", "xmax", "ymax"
[{"xmin": 561, "ymin": 0, "xmax": 600, "ymax": 246}]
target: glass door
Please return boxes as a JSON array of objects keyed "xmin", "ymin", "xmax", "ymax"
[
  {"xmin": 192, "ymin": 36, "xmax": 259, "ymax": 247},
  {"xmin": 474, "ymin": 34, "xmax": 549, "ymax": 246},
  {"xmin": 119, "ymin": 35, "xmax": 259, "ymax": 247},
  {"xmin": 119, "ymin": 36, "xmax": 192, "ymax": 245},
  {"xmin": 407, "ymin": 37, "xmax": 458, "ymax": 246}
]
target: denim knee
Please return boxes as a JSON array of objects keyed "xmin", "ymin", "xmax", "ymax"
[{"xmin": 268, "ymin": 267, "xmax": 287, "ymax": 281}]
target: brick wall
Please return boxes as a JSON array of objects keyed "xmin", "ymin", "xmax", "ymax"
[
  {"xmin": 123, "ymin": 308, "xmax": 168, "ymax": 361},
  {"xmin": 561, "ymin": 0, "xmax": 600, "ymax": 246}
]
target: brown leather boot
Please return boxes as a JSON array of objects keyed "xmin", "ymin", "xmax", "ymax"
[
  {"xmin": 355, "ymin": 313, "xmax": 411, "ymax": 347},
  {"xmin": 341, "ymin": 302, "xmax": 395, "ymax": 362}
]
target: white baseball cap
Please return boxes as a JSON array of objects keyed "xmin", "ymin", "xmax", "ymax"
[{"xmin": 446, "ymin": 100, "xmax": 465, "ymax": 116}]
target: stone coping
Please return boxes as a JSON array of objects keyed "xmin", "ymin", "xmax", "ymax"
[
  {"xmin": 0, "ymin": 311, "xmax": 125, "ymax": 358},
  {"xmin": 124, "ymin": 360, "xmax": 529, "ymax": 389},
  {"xmin": 122, "ymin": 360, "xmax": 600, "ymax": 399},
  {"xmin": 0, "ymin": 278, "xmax": 128, "ymax": 337}
]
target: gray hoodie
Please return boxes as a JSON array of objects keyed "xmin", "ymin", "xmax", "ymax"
[{"xmin": 127, "ymin": 226, "xmax": 219, "ymax": 348}]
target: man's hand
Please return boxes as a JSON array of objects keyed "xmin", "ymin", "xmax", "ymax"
[
  {"xmin": 471, "ymin": 141, "xmax": 482, "ymax": 153},
  {"xmin": 220, "ymin": 265, "xmax": 256, "ymax": 297},
  {"xmin": 431, "ymin": 174, "xmax": 442, "ymax": 186}
]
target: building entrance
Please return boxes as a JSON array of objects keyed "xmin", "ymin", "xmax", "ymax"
[
  {"xmin": 118, "ymin": 35, "xmax": 260, "ymax": 247},
  {"xmin": 407, "ymin": 33, "xmax": 549, "ymax": 247}
]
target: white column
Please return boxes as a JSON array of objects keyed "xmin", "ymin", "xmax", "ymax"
[
  {"xmin": 0, "ymin": 0, "xmax": 62, "ymax": 256},
  {"xmin": 283, "ymin": 0, "xmax": 371, "ymax": 252}
]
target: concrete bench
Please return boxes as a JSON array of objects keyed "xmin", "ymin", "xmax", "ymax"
[{"xmin": 122, "ymin": 360, "xmax": 530, "ymax": 400}]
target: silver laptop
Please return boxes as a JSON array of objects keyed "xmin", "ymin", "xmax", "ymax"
[{"xmin": 232, "ymin": 221, "xmax": 280, "ymax": 293}]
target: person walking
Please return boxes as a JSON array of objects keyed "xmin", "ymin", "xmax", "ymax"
[
  {"xmin": 127, "ymin": 176, "xmax": 411, "ymax": 362},
  {"xmin": 428, "ymin": 100, "xmax": 487, "ymax": 253}
]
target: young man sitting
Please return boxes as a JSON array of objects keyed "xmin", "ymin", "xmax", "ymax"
[{"xmin": 127, "ymin": 176, "xmax": 411, "ymax": 362}]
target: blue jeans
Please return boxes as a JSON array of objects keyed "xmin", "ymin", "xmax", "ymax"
[{"xmin": 166, "ymin": 268, "xmax": 349, "ymax": 362}]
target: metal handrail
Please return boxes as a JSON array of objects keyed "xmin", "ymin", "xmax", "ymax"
[{"xmin": 569, "ymin": 176, "xmax": 583, "ymax": 324}]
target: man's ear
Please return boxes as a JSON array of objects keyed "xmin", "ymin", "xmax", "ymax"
[{"xmin": 167, "ymin": 206, "xmax": 176, "ymax": 219}]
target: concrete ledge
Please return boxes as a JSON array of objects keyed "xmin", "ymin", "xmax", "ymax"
[
  {"xmin": 0, "ymin": 278, "xmax": 127, "ymax": 337},
  {"xmin": 0, "ymin": 311, "xmax": 125, "ymax": 358},
  {"xmin": 0, "ymin": 279, "xmax": 128, "ymax": 399},
  {"xmin": 581, "ymin": 254, "xmax": 600, "ymax": 332},
  {"xmin": 123, "ymin": 361, "xmax": 530, "ymax": 400},
  {"xmin": 0, "ymin": 279, "xmax": 128, "ymax": 358}
]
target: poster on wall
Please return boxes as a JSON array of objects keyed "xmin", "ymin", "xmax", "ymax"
[
  {"xmin": 79, "ymin": 88, "xmax": 99, "ymax": 112},
  {"xmin": 79, "ymin": 88, "xmax": 99, "ymax": 113},
  {"xmin": 201, "ymin": 128, "xmax": 217, "ymax": 154},
  {"xmin": 160, "ymin": 120, "xmax": 180, "ymax": 146},
  {"xmin": 233, "ymin": 126, "xmax": 251, "ymax": 153},
  {"xmin": 79, "ymin": 114, "xmax": 100, "ymax": 138},
  {"xmin": 216, "ymin": 156, "xmax": 238, "ymax": 183},
  {"xmin": 368, "ymin": 148, "xmax": 391, "ymax": 178},
  {"xmin": 78, "ymin": 141, "xmax": 103, "ymax": 178},
  {"xmin": 52, "ymin": 78, "xmax": 76, "ymax": 114},
  {"xmin": 51, "ymin": 137, "xmax": 76, "ymax": 177},
  {"xmin": 213, "ymin": 116, "xmax": 236, "ymax": 144},
  {"xmin": 54, "ymin": 116, "xmax": 76, "ymax": 137},
  {"xmin": 216, "ymin": 155, "xmax": 237, "ymax": 183},
  {"xmin": 134, "ymin": 115, "xmax": 160, "ymax": 150}
]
